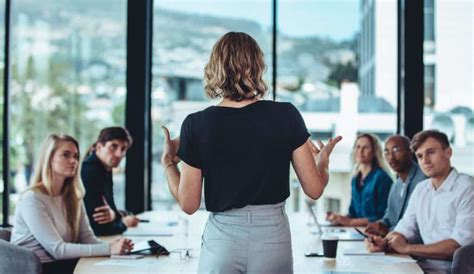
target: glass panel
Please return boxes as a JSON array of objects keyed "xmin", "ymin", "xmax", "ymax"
[
  {"xmin": 9, "ymin": 0, "xmax": 128, "ymax": 216},
  {"xmin": 0, "ymin": 0, "xmax": 5, "ymax": 224},
  {"xmin": 424, "ymin": 0, "xmax": 435, "ymax": 41},
  {"xmin": 424, "ymin": 0, "xmax": 435, "ymax": 53},
  {"xmin": 152, "ymin": 0, "xmax": 272, "ymax": 210},
  {"xmin": 424, "ymin": 64, "xmax": 435, "ymax": 108},
  {"xmin": 278, "ymin": 0, "xmax": 398, "ymax": 216},
  {"xmin": 423, "ymin": 0, "xmax": 474, "ymax": 175}
]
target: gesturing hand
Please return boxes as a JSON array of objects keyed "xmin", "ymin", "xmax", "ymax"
[
  {"xmin": 307, "ymin": 136, "xmax": 342, "ymax": 175},
  {"xmin": 93, "ymin": 196, "xmax": 116, "ymax": 224},
  {"xmin": 161, "ymin": 126, "xmax": 181, "ymax": 166}
]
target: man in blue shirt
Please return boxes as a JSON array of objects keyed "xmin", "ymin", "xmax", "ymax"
[{"xmin": 365, "ymin": 135, "xmax": 427, "ymax": 236}]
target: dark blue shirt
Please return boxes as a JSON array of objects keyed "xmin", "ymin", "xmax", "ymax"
[{"xmin": 348, "ymin": 166, "xmax": 393, "ymax": 222}]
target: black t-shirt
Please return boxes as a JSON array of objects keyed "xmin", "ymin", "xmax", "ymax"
[{"xmin": 177, "ymin": 100, "xmax": 310, "ymax": 212}]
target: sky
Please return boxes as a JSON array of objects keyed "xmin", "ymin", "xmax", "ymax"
[{"xmin": 155, "ymin": 0, "xmax": 360, "ymax": 41}]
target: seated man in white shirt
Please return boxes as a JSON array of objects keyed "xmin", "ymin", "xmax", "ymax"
[{"xmin": 366, "ymin": 130, "xmax": 474, "ymax": 274}]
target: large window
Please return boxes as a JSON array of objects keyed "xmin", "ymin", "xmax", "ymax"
[
  {"xmin": 423, "ymin": 0, "xmax": 474, "ymax": 175},
  {"xmin": 151, "ymin": 1, "xmax": 398, "ymax": 215},
  {"xmin": 8, "ymin": 0, "xmax": 127, "ymax": 217},
  {"xmin": 277, "ymin": 0, "xmax": 398, "ymax": 216},
  {"xmin": 151, "ymin": 0, "xmax": 272, "ymax": 210},
  {"xmin": 1, "ymin": 0, "xmax": 470, "ymax": 226},
  {"xmin": 0, "ymin": 0, "xmax": 5, "ymax": 223}
]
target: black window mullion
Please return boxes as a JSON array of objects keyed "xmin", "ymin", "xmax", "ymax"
[
  {"xmin": 398, "ymin": 0, "xmax": 424, "ymax": 138},
  {"xmin": 2, "ymin": 0, "xmax": 12, "ymax": 227},
  {"xmin": 125, "ymin": 0, "xmax": 153, "ymax": 214},
  {"xmin": 272, "ymin": 0, "xmax": 277, "ymax": 101}
]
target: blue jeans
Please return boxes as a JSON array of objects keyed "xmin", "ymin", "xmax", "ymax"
[{"xmin": 198, "ymin": 202, "xmax": 293, "ymax": 274}]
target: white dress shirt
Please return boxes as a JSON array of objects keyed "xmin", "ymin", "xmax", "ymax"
[{"xmin": 394, "ymin": 168, "xmax": 474, "ymax": 247}]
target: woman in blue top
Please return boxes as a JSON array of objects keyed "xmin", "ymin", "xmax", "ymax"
[
  {"xmin": 161, "ymin": 32, "xmax": 341, "ymax": 274},
  {"xmin": 327, "ymin": 133, "xmax": 393, "ymax": 227}
]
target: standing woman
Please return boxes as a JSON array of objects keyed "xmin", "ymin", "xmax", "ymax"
[
  {"xmin": 11, "ymin": 134, "xmax": 133, "ymax": 274},
  {"xmin": 161, "ymin": 32, "xmax": 341, "ymax": 274},
  {"xmin": 327, "ymin": 133, "xmax": 393, "ymax": 227}
]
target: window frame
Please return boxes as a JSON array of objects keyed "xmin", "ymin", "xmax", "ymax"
[{"xmin": 1, "ymin": 0, "xmax": 424, "ymax": 226}]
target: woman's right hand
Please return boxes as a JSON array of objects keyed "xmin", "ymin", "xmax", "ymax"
[
  {"xmin": 161, "ymin": 126, "xmax": 181, "ymax": 166},
  {"xmin": 110, "ymin": 238, "xmax": 134, "ymax": 255}
]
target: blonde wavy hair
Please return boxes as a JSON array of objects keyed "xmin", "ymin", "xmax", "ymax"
[
  {"xmin": 28, "ymin": 134, "xmax": 85, "ymax": 241},
  {"xmin": 204, "ymin": 32, "xmax": 268, "ymax": 101},
  {"xmin": 351, "ymin": 133, "xmax": 390, "ymax": 177}
]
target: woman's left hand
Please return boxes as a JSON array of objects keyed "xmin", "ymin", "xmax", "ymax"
[{"xmin": 161, "ymin": 126, "xmax": 181, "ymax": 166}]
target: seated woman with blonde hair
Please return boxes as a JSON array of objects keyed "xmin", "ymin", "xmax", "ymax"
[
  {"xmin": 327, "ymin": 133, "xmax": 393, "ymax": 226},
  {"xmin": 11, "ymin": 134, "xmax": 133, "ymax": 274}
]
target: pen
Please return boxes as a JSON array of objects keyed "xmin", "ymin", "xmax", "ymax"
[
  {"xmin": 354, "ymin": 227, "xmax": 369, "ymax": 238},
  {"xmin": 355, "ymin": 227, "xmax": 375, "ymax": 244},
  {"xmin": 139, "ymin": 219, "xmax": 150, "ymax": 223}
]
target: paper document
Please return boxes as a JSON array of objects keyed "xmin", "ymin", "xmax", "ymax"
[
  {"xmin": 124, "ymin": 224, "xmax": 174, "ymax": 236},
  {"xmin": 110, "ymin": 254, "xmax": 144, "ymax": 259},
  {"xmin": 343, "ymin": 248, "xmax": 384, "ymax": 256},
  {"xmin": 95, "ymin": 258, "xmax": 158, "ymax": 267},
  {"xmin": 357, "ymin": 255, "xmax": 417, "ymax": 264}
]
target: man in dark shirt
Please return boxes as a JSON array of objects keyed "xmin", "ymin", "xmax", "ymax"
[{"xmin": 82, "ymin": 127, "xmax": 139, "ymax": 236}]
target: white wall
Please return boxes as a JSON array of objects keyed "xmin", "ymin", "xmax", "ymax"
[
  {"xmin": 375, "ymin": 0, "xmax": 397, "ymax": 107},
  {"xmin": 435, "ymin": 0, "xmax": 474, "ymax": 111}
]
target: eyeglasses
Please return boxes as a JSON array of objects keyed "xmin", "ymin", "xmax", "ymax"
[
  {"xmin": 383, "ymin": 146, "xmax": 405, "ymax": 156},
  {"xmin": 156, "ymin": 248, "xmax": 193, "ymax": 260}
]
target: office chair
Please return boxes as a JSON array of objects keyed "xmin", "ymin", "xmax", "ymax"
[
  {"xmin": 452, "ymin": 244, "xmax": 474, "ymax": 274},
  {"xmin": 0, "ymin": 228, "xmax": 42, "ymax": 274}
]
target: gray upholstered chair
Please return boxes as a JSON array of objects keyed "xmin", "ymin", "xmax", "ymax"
[
  {"xmin": 452, "ymin": 244, "xmax": 474, "ymax": 274},
  {"xmin": 0, "ymin": 228, "xmax": 42, "ymax": 274}
]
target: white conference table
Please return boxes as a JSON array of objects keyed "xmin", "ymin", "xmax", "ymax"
[{"xmin": 75, "ymin": 210, "xmax": 422, "ymax": 273}]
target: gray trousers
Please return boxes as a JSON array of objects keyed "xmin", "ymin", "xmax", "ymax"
[{"xmin": 198, "ymin": 202, "xmax": 293, "ymax": 274}]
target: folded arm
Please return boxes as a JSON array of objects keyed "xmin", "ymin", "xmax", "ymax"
[
  {"xmin": 387, "ymin": 232, "xmax": 460, "ymax": 260},
  {"xmin": 21, "ymin": 194, "xmax": 110, "ymax": 260}
]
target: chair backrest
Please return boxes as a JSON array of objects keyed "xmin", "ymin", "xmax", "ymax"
[
  {"xmin": 0, "ymin": 240, "xmax": 42, "ymax": 274},
  {"xmin": 452, "ymin": 244, "xmax": 474, "ymax": 274},
  {"xmin": 0, "ymin": 228, "xmax": 12, "ymax": 241}
]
